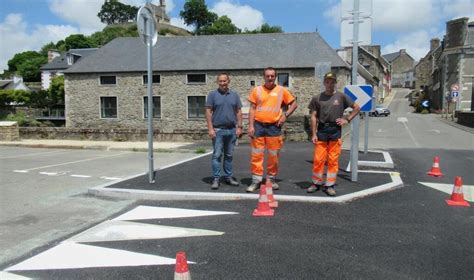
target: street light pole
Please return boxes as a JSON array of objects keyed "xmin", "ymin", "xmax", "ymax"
[{"xmin": 350, "ymin": 0, "xmax": 360, "ymax": 182}]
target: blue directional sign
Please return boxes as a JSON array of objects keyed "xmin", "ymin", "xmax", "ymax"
[
  {"xmin": 451, "ymin": 91, "xmax": 459, "ymax": 97},
  {"xmin": 344, "ymin": 85, "xmax": 373, "ymax": 112},
  {"xmin": 422, "ymin": 100, "xmax": 429, "ymax": 107}
]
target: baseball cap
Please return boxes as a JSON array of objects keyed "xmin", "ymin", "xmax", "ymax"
[{"xmin": 323, "ymin": 72, "xmax": 337, "ymax": 81}]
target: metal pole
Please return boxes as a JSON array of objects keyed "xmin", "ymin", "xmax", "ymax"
[
  {"xmin": 350, "ymin": 0, "xmax": 360, "ymax": 182},
  {"xmin": 364, "ymin": 112, "xmax": 368, "ymax": 153},
  {"xmin": 146, "ymin": 16, "xmax": 155, "ymax": 184}
]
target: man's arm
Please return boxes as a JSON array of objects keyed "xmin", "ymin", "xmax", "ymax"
[
  {"xmin": 205, "ymin": 107, "xmax": 215, "ymax": 139},
  {"xmin": 247, "ymin": 103, "xmax": 256, "ymax": 138},
  {"xmin": 278, "ymin": 100, "xmax": 298, "ymax": 126},
  {"xmin": 310, "ymin": 110, "xmax": 318, "ymax": 144},
  {"xmin": 236, "ymin": 108, "xmax": 243, "ymax": 137}
]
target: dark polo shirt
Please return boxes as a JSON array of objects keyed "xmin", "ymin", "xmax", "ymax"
[{"xmin": 206, "ymin": 89, "xmax": 242, "ymax": 128}]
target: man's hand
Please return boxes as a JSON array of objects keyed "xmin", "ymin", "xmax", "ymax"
[
  {"xmin": 277, "ymin": 114, "xmax": 287, "ymax": 126},
  {"xmin": 236, "ymin": 127, "xmax": 242, "ymax": 137},
  {"xmin": 247, "ymin": 126, "xmax": 255, "ymax": 138},
  {"xmin": 311, "ymin": 134, "xmax": 318, "ymax": 144},
  {"xmin": 208, "ymin": 129, "xmax": 216, "ymax": 139},
  {"xmin": 336, "ymin": 117, "xmax": 349, "ymax": 126}
]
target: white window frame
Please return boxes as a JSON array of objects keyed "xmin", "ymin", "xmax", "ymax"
[
  {"xmin": 99, "ymin": 75, "xmax": 117, "ymax": 86},
  {"xmin": 143, "ymin": 95, "xmax": 162, "ymax": 119},
  {"xmin": 186, "ymin": 95, "xmax": 206, "ymax": 119},
  {"xmin": 186, "ymin": 73, "xmax": 207, "ymax": 84},
  {"xmin": 99, "ymin": 96, "xmax": 118, "ymax": 119},
  {"xmin": 142, "ymin": 74, "xmax": 161, "ymax": 85}
]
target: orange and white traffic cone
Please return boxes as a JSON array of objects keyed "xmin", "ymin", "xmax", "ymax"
[
  {"xmin": 446, "ymin": 176, "xmax": 470, "ymax": 207},
  {"xmin": 427, "ymin": 156, "xmax": 444, "ymax": 177},
  {"xmin": 265, "ymin": 180, "xmax": 278, "ymax": 208},
  {"xmin": 174, "ymin": 251, "xmax": 191, "ymax": 280},
  {"xmin": 252, "ymin": 184, "xmax": 275, "ymax": 217}
]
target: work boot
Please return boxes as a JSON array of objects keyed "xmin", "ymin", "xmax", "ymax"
[
  {"xmin": 211, "ymin": 178, "xmax": 220, "ymax": 190},
  {"xmin": 246, "ymin": 180, "xmax": 261, "ymax": 193},
  {"xmin": 307, "ymin": 184, "xmax": 321, "ymax": 193},
  {"xmin": 323, "ymin": 186, "xmax": 336, "ymax": 196},
  {"xmin": 268, "ymin": 177, "xmax": 279, "ymax": 190},
  {"xmin": 224, "ymin": 177, "xmax": 240, "ymax": 186}
]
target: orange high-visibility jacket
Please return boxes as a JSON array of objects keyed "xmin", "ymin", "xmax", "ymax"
[{"xmin": 248, "ymin": 85, "xmax": 295, "ymax": 123}]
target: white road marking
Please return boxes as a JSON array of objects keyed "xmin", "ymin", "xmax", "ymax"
[
  {"xmin": 418, "ymin": 182, "xmax": 473, "ymax": 202},
  {"xmin": 39, "ymin": 172, "xmax": 58, "ymax": 176},
  {"xmin": 429, "ymin": 129, "xmax": 441, "ymax": 133},
  {"xmin": 0, "ymin": 271, "xmax": 32, "ymax": 279},
  {"xmin": 69, "ymin": 220, "xmax": 224, "ymax": 243},
  {"xmin": 13, "ymin": 170, "xmax": 29, "ymax": 173},
  {"xmin": 377, "ymin": 129, "xmax": 383, "ymax": 133},
  {"xmin": 100, "ymin": 176, "xmax": 122, "ymax": 180},
  {"xmin": 20, "ymin": 152, "xmax": 131, "ymax": 171},
  {"xmin": 397, "ymin": 117, "xmax": 420, "ymax": 147},
  {"xmin": 5, "ymin": 242, "xmax": 180, "ymax": 271},
  {"xmin": 113, "ymin": 206, "xmax": 238, "ymax": 221},
  {"xmin": 70, "ymin": 174, "xmax": 92, "ymax": 178},
  {"xmin": 0, "ymin": 150, "xmax": 67, "ymax": 160}
]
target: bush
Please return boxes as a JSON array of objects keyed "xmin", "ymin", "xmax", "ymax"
[{"xmin": 4, "ymin": 112, "xmax": 53, "ymax": 127}]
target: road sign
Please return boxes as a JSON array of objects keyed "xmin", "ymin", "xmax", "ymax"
[
  {"xmin": 422, "ymin": 100, "xmax": 429, "ymax": 107},
  {"xmin": 450, "ymin": 83, "xmax": 459, "ymax": 92},
  {"xmin": 344, "ymin": 85, "xmax": 373, "ymax": 112},
  {"xmin": 137, "ymin": 4, "xmax": 157, "ymax": 47},
  {"xmin": 451, "ymin": 91, "xmax": 459, "ymax": 97}
]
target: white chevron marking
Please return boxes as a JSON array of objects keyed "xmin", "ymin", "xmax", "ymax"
[{"xmin": 113, "ymin": 206, "xmax": 238, "ymax": 221}]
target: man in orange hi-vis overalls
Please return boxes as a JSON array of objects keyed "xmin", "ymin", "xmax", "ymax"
[
  {"xmin": 307, "ymin": 72, "xmax": 360, "ymax": 196},
  {"xmin": 246, "ymin": 67, "xmax": 298, "ymax": 193}
]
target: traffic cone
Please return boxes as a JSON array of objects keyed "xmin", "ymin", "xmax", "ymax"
[
  {"xmin": 427, "ymin": 156, "xmax": 444, "ymax": 177},
  {"xmin": 174, "ymin": 251, "xmax": 191, "ymax": 280},
  {"xmin": 445, "ymin": 176, "xmax": 470, "ymax": 207},
  {"xmin": 252, "ymin": 184, "xmax": 275, "ymax": 217},
  {"xmin": 265, "ymin": 180, "xmax": 278, "ymax": 208}
]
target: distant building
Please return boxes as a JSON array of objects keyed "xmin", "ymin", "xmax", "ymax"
[
  {"xmin": 40, "ymin": 48, "xmax": 98, "ymax": 90},
  {"xmin": 63, "ymin": 33, "xmax": 350, "ymax": 138},
  {"xmin": 0, "ymin": 75, "xmax": 30, "ymax": 91},
  {"xmin": 383, "ymin": 49, "xmax": 415, "ymax": 88}
]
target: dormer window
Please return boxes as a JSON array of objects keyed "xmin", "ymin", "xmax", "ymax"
[{"xmin": 66, "ymin": 54, "xmax": 73, "ymax": 65}]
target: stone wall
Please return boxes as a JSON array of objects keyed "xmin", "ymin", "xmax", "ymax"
[
  {"xmin": 65, "ymin": 68, "xmax": 350, "ymax": 133},
  {"xmin": 0, "ymin": 121, "xmax": 20, "ymax": 141},
  {"xmin": 391, "ymin": 52, "xmax": 415, "ymax": 78}
]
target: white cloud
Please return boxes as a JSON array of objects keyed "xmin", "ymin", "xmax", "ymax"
[
  {"xmin": 170, "ymin": 17, "xmax": 192, "ymax": 31},
  {"xmin": 48, "ymin": 0, "xmax": 104, "ymax": 35},
  {"xmin": 121, "ymin": 0, "xmax": 175, "ymax": 13},
  {"xmin": 323, "ymin": 2, "xmax": 340, "ymax": 28},
  {"xmin": 381, "ymin": 30, "xmax": 433, "ymax": 61},
  {"xmin": 0, "ymin": 13, "xmax": 79, "ymax": 72},
  {"xmin": 440, "ymin": 0, "xmax": 474, "ymax": 20},
  {"xmin": 210, "ymin": 0, "xmax": 264, "ymax": 31}
]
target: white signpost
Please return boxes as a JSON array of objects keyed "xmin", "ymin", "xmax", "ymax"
[{"xmin": 137, "ymin": 3, "xmax": 158, "ymax": 184}]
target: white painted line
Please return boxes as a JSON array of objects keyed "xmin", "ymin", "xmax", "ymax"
[
  {"xmin": 157, "ymin": 151, "xmax": 213, "ymax": 170},
  {"xmin": 346, "ymin": 150, "xmax": 394, "ymax": 171},
  {"xmin": 13, "ymin": 170, "xmax": 29, "ymax": 173},
  {"xmin": 418, "ymin": 182, "xmax": 473, "ymax": 202},
  {"xmin": 5, "ymin": 242, "xmax": 181, "ymax": 271},
  {"xmin": 89, "ymin": 171, "xmax": 403, "ymax": 203},
  {"xmin": 0, "ymin": 150, "xmax": 67, "ymax": 160},
  {"xmin": 0, "ymin": 271, "xmax": 32, "ymax": 279},
  {"xmin": 113, "ymin": 206, "xmax": 238, "ymax": 221},
  {"xmin": 398, "ymin": 118, "xmax": 420, "ymax": 147},
  {"xmin": 70, "ymin": 174, "xmax": 92, "ymax": 178},
  {"xmin": 68, "ymin": 220, "xmax": 224, "ymax": 243},
  {"xmin": 20, "ymin": 152, "xmax": 131, "ymax": 171},
  {"xmin": 39, "ymin": 172, "xmax": 58, "ymax": 176},
  {"xmin": 100, "ymin": 176, "xmax": 122, "ymax": 180}
]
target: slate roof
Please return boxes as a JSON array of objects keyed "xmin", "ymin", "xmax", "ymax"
[
  {"xmin": 64, "ymin": 32, "xmax": 348, "ymax": 73},
  {"xmin": 41, "ymin": 48, "xmax": 98, "ymax": 71},
  {"xmin": 382, "ymin": 51, "xmax": 400, "ymax": 62}
]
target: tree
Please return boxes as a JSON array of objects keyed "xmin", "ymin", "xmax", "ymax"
[
  {"xmin": 48, "ymin": 75, "xmax": 65, "ymax": 105},
  {"xmin": 40, "ymin": 42, "xmax": 57, "ymax": 56},
  {"xmin": 17, "ymin": 56, "xmax": 47, "ymax": 82},
  {"xmin": 98, "ymin": 0, "xmax": 139, "ymax": 25},
  {"xmin": 243, "ymin": 23, "xmax": 284, "ymax": 34},
  {"xmin": 90, "ymin": 24, "xmax": 138, "ymax": 47},
  {"xmin": 7, "ymin": 51, "xmax": 44, "ymax": 72},
  {"xmin": 63, "ymin": 34, "xmax": 96, "ymax": 50},
  {"xmin": 180, "ymin": 0, "xmax": 217, "ymax": 34},
  {"xmin": 200, "ymin": 16, "xmax": 240, "ymax": 35}
]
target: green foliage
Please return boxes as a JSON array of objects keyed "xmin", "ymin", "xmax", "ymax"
[
  {"xmin": 195, "ymin": 147, "xmax": 206, "ymax": 154},
  {"xmin": 0, "ymin": 90, "xmax": 31, "ymax": 106},
  {"xmin": 201, "ymin": 16, "xmax": 240, "ymax": 35},
  {"xmin": 180, "ymin": 0, "xmax": 217, "ymax": 34},
  {"xmin": 98, "ymin": 0, "xmax": 139, "ymax": 25},
  {"xmin": 64, "ymin": 34, "xmax": 97, "ymax": 50},
  {"xmin": 4, "ymin": 112, "xmax": 41, "ymax": 127},
  {"xmin": 7, "ymin": 51, "xmax": 44, "ymax": 72},
  {"xmin": 243, "ymin": 23, "xmax": 284, "ymax": 34},
  {"xmin": 40, "ymin": 42, "xmax": 57, "ymax": 56},
  {"xmin": 17, "ymin": 56, "xmax": 48, "ymax": 82},
  {"xmin": 48, "ymin": 76, "xmax": 65, "ymax": 105},
  {"xmin": 90, "ymin": 24, "xmax": 138, "ymax": 46}
]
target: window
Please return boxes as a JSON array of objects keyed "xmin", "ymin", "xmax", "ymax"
[
  {"xmin": 187, "ymin": 74, "xmax": 206, "ymax": 84},
  {"xmin": 277, "ymin": 73, "xmax": 289, "ymax": 87},
  {"xmin": 143, "ymin": 74, "xmax": 161, "ymax": 84},
  {"xmin": 100, "ymin": 97, "xmax": 117, "ymax": 118},
  {"xmin": 143, "ymin": 96, "xmax": 161, "ymax": 118},
  {"xmin": 100, "ymin": 76, "xmax": 116, "ymax": 85},
  {"xmin": 250, "ymin": 80, "xmax": 256, "ymax": 86},
  {"xmin": 187, "ymin": 96, "xmax": 206, "ymax": 118}
]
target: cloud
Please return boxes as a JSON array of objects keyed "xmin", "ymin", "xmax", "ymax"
[
  {"xmin": 48, "ymin": 0, "xmax": 105, "ymax": 34},
  {"xmin": 440, "ymin": 0, "xmax": 474, "ymax": 20},
  {"xmin": 381, "ymin": 30, "xmax": 434, "ymax": 61},
  {"xmin": 170, "ymin": 17, "xmax": 192, "ymax": 31},
  {"xmin": 323, "ymin": 2, "xmax": 340, "ymax": 28},
  {"xmin": 121, "ymin": 0, "xmax": 175, "ymax": 13},
  {"xmin": 0, "ymin": 13, "xmax": 79, "ymax": 72},
  {"xmin": 210, "ymin": 0, "xmax": 264, "ymax": 31}
]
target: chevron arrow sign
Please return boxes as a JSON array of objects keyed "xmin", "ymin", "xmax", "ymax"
[{"xmin": 344, "ymin": 85, "xmax": 373, "ymax": 112}]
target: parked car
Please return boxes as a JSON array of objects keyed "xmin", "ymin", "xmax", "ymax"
[{"xmin": 369, "ymin": 105, "xmax": 390, "ymax": 117}]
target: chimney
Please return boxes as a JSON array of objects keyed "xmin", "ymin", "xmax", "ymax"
[
  {"xmin": 430, "ymin": 38, "xmax": 440, "ymax": 51},
  {"xmin": 400, "ymin": 49, "xmax": 406, "ymax": 54}
]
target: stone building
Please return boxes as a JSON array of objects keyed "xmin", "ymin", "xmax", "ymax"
[
  {"xmin": 63, "ymin": 33, "xmax": 350, "ymax": 138},
  {"xmin": 337, "ymin": 45, "xmax": 391, "ymax": 104},
  {"xmin": 383, "ymin": 49, "xmax": 415, "ymax": 88}
]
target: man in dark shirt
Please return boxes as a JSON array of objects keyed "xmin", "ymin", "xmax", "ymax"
[
  {"xmin": 307, "ymin": 72, "xmax": 360, "ymax": 196},
  {"xmin": 206, "ymin": 73, "xmax": 243, "ymax": 189}
]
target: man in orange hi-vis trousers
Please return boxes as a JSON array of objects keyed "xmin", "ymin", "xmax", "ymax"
[
  {"xmin": 307, "ymin": 72, "xmax": 360, "ymax": 196},
  {"xmin": 246, "ymin": 67, "xmax": 298, "ymax": 193}
]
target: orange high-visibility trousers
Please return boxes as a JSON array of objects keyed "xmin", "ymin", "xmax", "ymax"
[
  {"xmin": 312, "ymin": 139, "xmax": 342, "ymax": 186},
  {"xmin": 251, "ymin": 136, "xmax": 283, "ymax": 182}
]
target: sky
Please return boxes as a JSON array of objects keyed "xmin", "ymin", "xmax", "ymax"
[{"xmin": 0, "ymin": 0, "xmax": 473, "ymax": 73}]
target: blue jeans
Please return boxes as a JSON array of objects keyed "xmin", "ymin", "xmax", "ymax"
[{"xmin": 212, "ymin": 128, "xmax": 237, "ymax": 180}]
